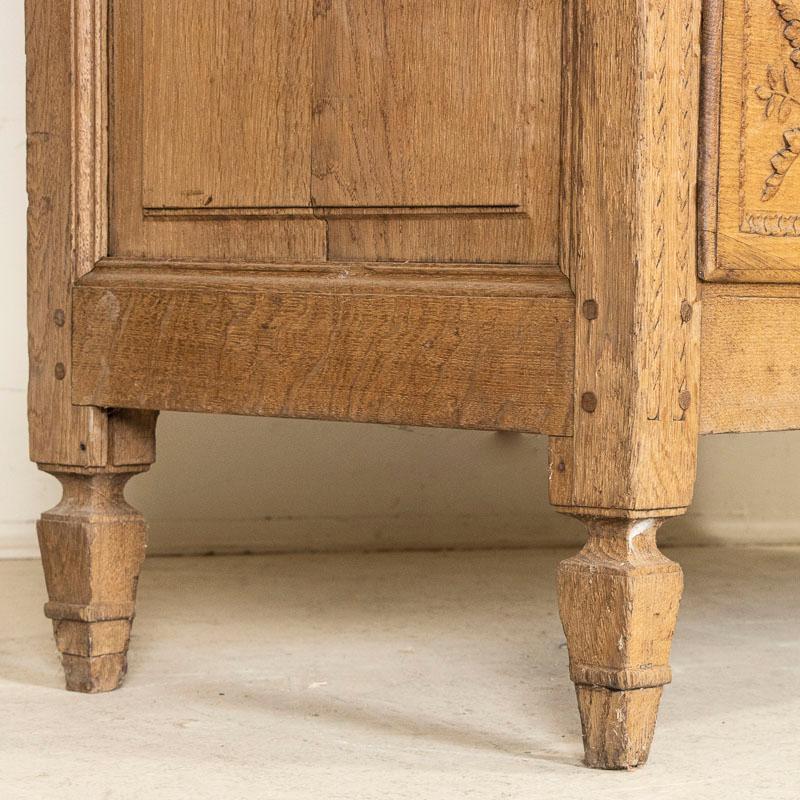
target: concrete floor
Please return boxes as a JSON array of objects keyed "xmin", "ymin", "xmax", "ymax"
[{"xmin": 0, "ymin": 548, "xmax": 798, "ymax": 800}]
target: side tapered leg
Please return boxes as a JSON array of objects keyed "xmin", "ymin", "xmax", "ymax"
[
  {"xmin": 557, "ymin": 517, "xmax": 683, "ymax": 769},
  {"xmin": 37, "ymin": 465, "xmax": 149, "ymax": 693},
  {"xmin": 555, "ymin": 0, "xmax": 701, "ymax": 770}
]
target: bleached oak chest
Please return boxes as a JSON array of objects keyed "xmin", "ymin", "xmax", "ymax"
[{"xmin": 26, "ymin": 0, "xmax": 800, "ymax": 769}]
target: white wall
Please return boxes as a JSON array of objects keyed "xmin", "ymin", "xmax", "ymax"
[{"xmin": 2, "ymin": 6, "xmax": 798, "ymax": 558}]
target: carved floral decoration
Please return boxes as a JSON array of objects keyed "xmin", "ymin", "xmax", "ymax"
[{"xmin": 757, "ymin": 1, "xmax": 800, "ymax": 201}]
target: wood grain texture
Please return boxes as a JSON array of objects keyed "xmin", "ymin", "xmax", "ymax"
[
  {"xmin": 37, "ymin": 466, "xmax": 149, "ymax": 693},
  {"xmin": 322, "ymin": 0, "xmax": 561, "ymax": 264},
  {"xmin": 27, "ymin": 0, "xmax": 156, "ymax": 694},
  {"xmin": 110, "ymin": 0, "xmax": 561, "ymax": 266},
  {"xmin": 70, "ymin": 263, "xmax": 575, "ymax": 435},
  {"xmin": 325, "ymin": 212, "xmax": 554, "ymax": 265},
  {"xmin": 26, "ymin": 0, "xmax": 156, "ymax": 468},
  {"xmin": 143, "ymin": 0, "xmax": 312, "ymax": 209},
  {"xmin": 26, "ymin": 0, "xmax": 103, "ymax": 465},
  {"xmin": 110, "ymin": 0, "xmax": 326, "ymax": 262},
  {"xmin": 700, "ymin": 283, "xmax": 800, "ymax": 432},
  {"xmin": 574, "ymin": 686, "xmax": 665, "ymax": 771},
  {"xmin": 553, "ymin": 0, "xmax": 703, "ymax": 513},
  {"xmin": 312, "ymin": 0, "xmax": 521, "ymax": 207},
  {"xmin": 700, "ymin": 0, "xmax": 800, "ymax": 281},
  {"xmin": 558, "ymin": 518, "xmax": 683, "ymax": 769},
  {"xmin": 697, "ymin": 0, "xmax": 724, "ymax": 283},
  {"xmin": 553, "ymin": 0, "xmax": 701, "ymax": 769}
]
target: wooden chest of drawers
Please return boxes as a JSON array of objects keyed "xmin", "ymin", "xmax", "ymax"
[{"xmin": 26, "ymin": 0, "xmax": 800, "ymax": 769}]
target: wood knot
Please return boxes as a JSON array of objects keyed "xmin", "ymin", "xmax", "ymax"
[
  {"xmin": 680, "ymin": 301, "xmax": 693, "ymax": 324},
  {"xmin": 54, "ymin": 363, "xmax": 66, "ymax": 381}
]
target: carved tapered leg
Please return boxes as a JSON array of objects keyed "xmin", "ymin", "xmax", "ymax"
[
  {"xmin": 553, "ymin": 0, "xmax": 701, "ymax": 770},
  {"xmin": 37, "ymin": 465, "xmax": 149, "ymax": 693},
  {"xmin": 558, "ymin": 517, "xmax": 683, "ymax": 769}
]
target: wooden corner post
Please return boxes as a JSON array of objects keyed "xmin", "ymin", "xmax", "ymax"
[
  {"xmin": 27, "ymin": 0, "xmax": 156, "ymax": 691},
  {"xmin": 551, "ymin": 0, "xmax": 702, "ymax": 768}
]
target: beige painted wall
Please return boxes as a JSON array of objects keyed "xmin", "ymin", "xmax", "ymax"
[{"xmin": 2, "ymin": 7, "xmax": 798, "ymax": 557}]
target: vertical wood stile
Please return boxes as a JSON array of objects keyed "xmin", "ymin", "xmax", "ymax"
[
  {"xmin": 550, "ymin": 0, "xmax": 703, "ymax": 769},
  {"xmin": 551, "ymin": 0, "xmax": 703, "ymax": 513},
  {"xmin": 27, "ymin": 0, "xmax": 156, "ymax": 692}
]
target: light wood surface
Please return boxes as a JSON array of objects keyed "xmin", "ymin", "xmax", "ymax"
[
  {"xmin": 27, "ymin": 0, "xmax": 156, "ymax": 695},
  {"xmin": 700, "ymin": 0, "xmax": 800, "ymax": 281},
  {"xmin": 71, "ymin": 262, "xmax": 575, "ymax": 435},
  {"xmin": 143, "ymin": 0, "xmax": 313, "ymax": 210},
  {"xmin": 700, "ymin": 283, "xmax": 800, "ymax": 432},
  {"xmin": 37, "ymin": 466, "xmax": 149, "ymax": 693},
  {"xmin": 558, "ymin": 518, "xmax": 683, "ymax": 769},
  {"xmin": 26, "ymin": 0, "xmax": 156, "ymax": 468},
  {"xmin": 312, "ymin": 0, "xmax": 522, "ymax": 207},
  {"xmin": 25, "ymin": 0, "xmax": 800, "ymax": 772},
  {"xmin": 552, "ymin": 0, "xmax": 702, "ymax": 768},
  {"xmin": 111, "ymin": 0, "xmax": 327, "ymax": 262},
  {"xmin": 110, "ymin": 0, "xmax": 561, "ymax": 266},
  {"xmin": 552, "ymin": 0, "xmax": 702, "ymax": 514},
  {"xmin": 26, "ymin": 0, "xmax": 108, "ymax": 466}
]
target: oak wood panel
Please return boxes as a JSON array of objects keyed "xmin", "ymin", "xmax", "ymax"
[
  {"xmin": 323, "ymin": 0, "xmax": 561, "ymax": 264},
  {"xmin": 110, "ymin": 0, "xmax": 561, "ymax": 266},
  {"xmin": 312, "ymin": 0, "xmax": 521, "ymax": 207},
  {"xmin": 326, "ymin": 213, "xmax": 551, "ymax": 264},
  {"xmin": 71, "ymin": 264, "xmax": 575, "ymax": 435},
  {"xmin": 699, "ymin": 0, "xmax": 800, "ymax": 282},
  {"xmin": 550, "ymin": 0, "xmax": 702, "ymax": 514},
  {"xmin": 700, "ymin": 284, "xmax": 800, "ymax": 433},
  {"xmin": 110, "ymin": 0, "xmax": 326, "ymax": 262},
  {"xmin": 143, "ymin": 0, "xmax": 312, "ymax": 210}
]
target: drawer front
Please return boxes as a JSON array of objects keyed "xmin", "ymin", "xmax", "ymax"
[
  {"xmin": 701, "ymin": 0, "xmax": 800, "ymax": 282},
  {"xmin": 110, "ymin": 0, "xmax": 562, "ymax": 267}
]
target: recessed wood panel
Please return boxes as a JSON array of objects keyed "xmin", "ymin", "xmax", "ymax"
[
  {"xmin": 326, "ymin": 213, "xmax": 547, "ymax": 263},
  {"xmin": 319, "ymin": 0, "xmax": 562, "ymax": 263},
  {"xmin": 312, "ymin": 0, "xmax": 523, "ymax": 207},
  {"xmin": 142, "ymin": 0, "xmax": 313, "ymax": 210},
  {"xmin": 700, "ymin": 0, "xmax": 800, "ymax": 281},
  {"xmin": 109, "ymin": 0, "xmax": 561, "ymax": 266},
  {"xmin": 110, "ymin": 0, "xmax": 326, "ymax": 262}
]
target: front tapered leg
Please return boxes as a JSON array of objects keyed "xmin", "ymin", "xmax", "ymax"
[
  {"xmin": 558, "ymin": 517, "xmax": 683, "ymax": 769},
  {"xmin": 37, "ymin": 465, "xmax": 149, "ymax": 693}
]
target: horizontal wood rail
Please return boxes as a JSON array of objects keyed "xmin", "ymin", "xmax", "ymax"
[
  {"xmin": 700, "ymin": 283, "xmax": 800, "ymax": 434},
  {"xmin": 70, "ymin": 263, "xmax": 800, "ymax": 437},
  {"xmin": 71, "ymin": 261, "xmax": 576, "ymax": 434}
]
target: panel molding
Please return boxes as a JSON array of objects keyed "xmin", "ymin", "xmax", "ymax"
[
  {"xmin": 699, "ymin": 0, "xmax": 800, "ymax": 282},
  {"xmin": 109, "ymin": 0, "xmax": 562, "ymax": 265},
  {"xmin": 142, "ymin": 205, "xmax": 524, "ymax": 220}
]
